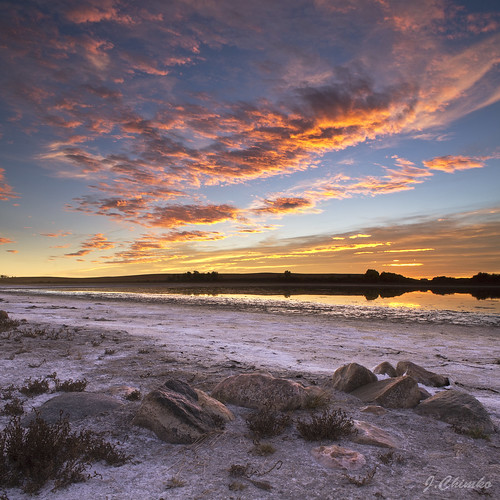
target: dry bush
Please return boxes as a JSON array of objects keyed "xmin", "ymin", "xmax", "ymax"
[
  {"xmin": 125, "ymin": 390, "xmax": 141, "ymax": 401},
  {"xmin": 0, "ymin": 413, "xmax": 129, "ymax": 494},
  {"xmin": 343, "ymin": 467, "xmax": 377, "ymax": 486},
  {"xmin": 296, "ymin": 408, "xmax": 354, "ymax": 441},
  {"xmin": 54, "ymin": 378, "xmax": 88, "ymax": 392},
  {"xmin": 19, "ymin": 378, "xmax": 50, "ymax": 396},
  {"xmin": 1, "ymin": 398, "xmax": 24, "ymax": 417},
  {"xmin": 250, "ymin": 442, "xmax": 276, "ymax": 456},
  {"xmin": 246, "ymin": 407, "xmax": 291, "ymax": 438}
]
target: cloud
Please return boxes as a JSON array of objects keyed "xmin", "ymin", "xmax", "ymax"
[
  {"xmin": 142, "ymin": 204, "xmax": 241, "ymax": 228},
  {"xmin": 6, "ymin": 249, "xmax": 18, "ymax": 254},
  {"xmin": 0, "ymin": 237, "xmax": 14, "ymax": 245},
  {"xmin": 423, "ymin": 155, "xmax": 485, "ymax": 173},
  {"xmin": 106, "ymin": 230, "xmax": 227, "ymax": 264},
  {"xmin": 40, "ymin": 231, "xmax": 72, "ymax": 238},
  {"xmin": 0, "ymin": 168, "xmax": 19, "ymax": 201},
  {"xmin": 65, "ymin": 233, "xmax": 114, "ymax": 258},
  {"xmin": 254, "ymin": 197, "xmax": 315, "ymax": 215}
]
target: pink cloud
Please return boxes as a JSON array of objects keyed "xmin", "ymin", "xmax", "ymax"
[{"xmin": 0, "ymin": 168, "xmax": 19, "ymax": 201}]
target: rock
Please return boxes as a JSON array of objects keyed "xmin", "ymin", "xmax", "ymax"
[
  {"xmin": 0, "ymin": 310, "xmax": 9, "ymax": 322},
  {"xmin": 195, "ymin": 389, "xmax": 234, "ymax": 423},
  {"xmin": 132, "ymin": 378, "xmax": 227, "ymax": 444},
  {"xmin": 23, "ymin": 392, "xmax": 123, "ymax": 424},
  {"xmin": 351, "ymin": 375, "xmax": 421, "ymax": 409},
  {"xmin": 419, "ymin": 387, "xmax": 432, "ymax": 400},
  {"xmin": 396, "ymin": 361, "xmax": 449, "ymax": 387},
  {"xmin": 373, "ymin": 361, "xmax": 397, "ymax": 378},
  {"xmin": 212, "ymin": 373, "xmax": 308, "ymax": 410},
  {"xmin": 311, "ymin": 445, "xmax": 366, "ymax": 470},
  {"xmin": 415, "ymin": 390, "xmax": 495, "ymax": 434},
  {"xmin": 351, "ymin": 420, "xmax": 399, "ymax": 448},
  {"xmin": 360, "ymin": 405, "xmax": 387, "ymax": 416},
  {"xmin": 331, "ymin": 363, "xmax": 377, "ymax": 393}
]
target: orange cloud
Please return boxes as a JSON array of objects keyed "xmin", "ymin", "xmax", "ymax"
[
  {"xmin": 423, "ymin": 155, "xmax": 485, "ymax": 173},
  {"xmin": 0, "ymin": 237, "xmax": 14, "ymax": 245},
  {"xmin": 40, "ymin": 231, "xmax": 72, "ymax": 238},
  {"xmin": 6, "ymin": 249, "xmax": 18, "ymax": 254}
]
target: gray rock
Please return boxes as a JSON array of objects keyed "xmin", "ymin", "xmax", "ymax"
[
  {"xmin": 133, "ymin": 378, "xmax": 228, "ymax": 444},
  {"xmin": 212, "ymin": 373, "xmax": 308, "ymax": 410},
  {"xmin": 23, "ymin": 392, "xmax": 123, "ymax": 424},
  {"xmin": 396, "ymin": 361, "xmax": 449, "ymax": 387},
  {"xmin": 351, "ymin": 375, "xmax": 421, "ymax": 408},
  {"xmin": 373, "ymin": 361, "xmax": 397, "ymax": 378},
  {"xmin": 331, "ymin": 363, "xmax": 377, "ymax": 393},
  {"xmin": 415, "ymin": 389, "xmax": 495, "ymax": 434}
]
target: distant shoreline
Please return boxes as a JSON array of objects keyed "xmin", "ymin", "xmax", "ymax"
[{"xmin": 1, "ymin": 276, "xmax": 500, "ymax": 300}]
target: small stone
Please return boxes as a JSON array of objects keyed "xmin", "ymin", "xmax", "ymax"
[
  {"xmin": 311, "ymin": 445, "xmax": 366, "ymax": 470},
  {"xmin": 360, "ymin": 405, "xmax": 387, "ymax": 416}
]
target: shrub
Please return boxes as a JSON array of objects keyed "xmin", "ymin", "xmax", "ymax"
[
  {"xmin": 19, "ymin": 378, "xmax": 50, "ymax": 396},
  {"xmin": 246, "ymin": 407, "xmax": 291, "ymax": 438},
  {"xmin": 2, "ymin": 398, "xmax": 24, "ymax": 417},
  {"xmin": 0, "ymin": 413, "xmax": 129, "ymax": 494},
  {"xmin": 296, "ymin": 408, "xmax": 355, "ymax": 441},
  {"xmin": 54, "ymin": 378, "xmax": 88, "ymax": 392},
  {"xmin": 125, "ymin": 390, "xmax": 141, "ymax": 401}
]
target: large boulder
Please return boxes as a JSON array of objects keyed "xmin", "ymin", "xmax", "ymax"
[
  {"xmin": 396, "ymin": 361, "xmax": 449, "ymax": 387},
  {"xmin": 23, "ymin": 392, "xmax": 123, "ymax": 424},
  {"xmin": 331, "ymin": 363, "xmax": 377, "ymax": 393},
  {"xmin": 132, "ymin": 379, "xmax": 232, "ymax": 444},
  {"xmin": 312, "ymin": 445, "xmax": 366, "ymax": 470},
  {"xmin": 415, "ymin": 390, "xmax": 495, "ymax": 434},
  {"xmin": 373, "ymin": 362, "xmax": 397, "ymax": 378},
  {"xmin": 351, "ymin": 375, "xmax": 421, "ymax": 409},
  {"xmin": 212, "ymin": 373, "xmax": 309, "ymax": 410},
  {"xmin": 351, "ymin": 420, "xmax": 399, "ymax": 448}
]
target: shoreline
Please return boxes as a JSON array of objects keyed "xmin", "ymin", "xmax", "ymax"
[{"xmin": 0, "ymin": 292, "xmax": 499, "ymax": 499}]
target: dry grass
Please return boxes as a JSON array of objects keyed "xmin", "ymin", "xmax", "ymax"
[{"xmin": 296, "ymin": 408, "xmax": 355, "ymax": 441}]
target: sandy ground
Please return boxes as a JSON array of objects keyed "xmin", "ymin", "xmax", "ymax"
[{"xmin": 0, "ymin": 291, "xmax": 499, "ymax": 499}]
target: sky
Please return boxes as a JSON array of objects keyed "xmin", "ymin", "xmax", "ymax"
[{"xmin": 0, "ymin": 0, "xmax": 499, "ymax": 279}]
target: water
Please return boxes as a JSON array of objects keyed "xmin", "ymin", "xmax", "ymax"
[{"xmin": 1, "ymin": 285, "xmax": 499, "ymax": 327}]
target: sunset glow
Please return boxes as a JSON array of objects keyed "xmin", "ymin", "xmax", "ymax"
[{"xmin": 1, "ymin": 0, "xmax": 499, "ymax": 278}]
